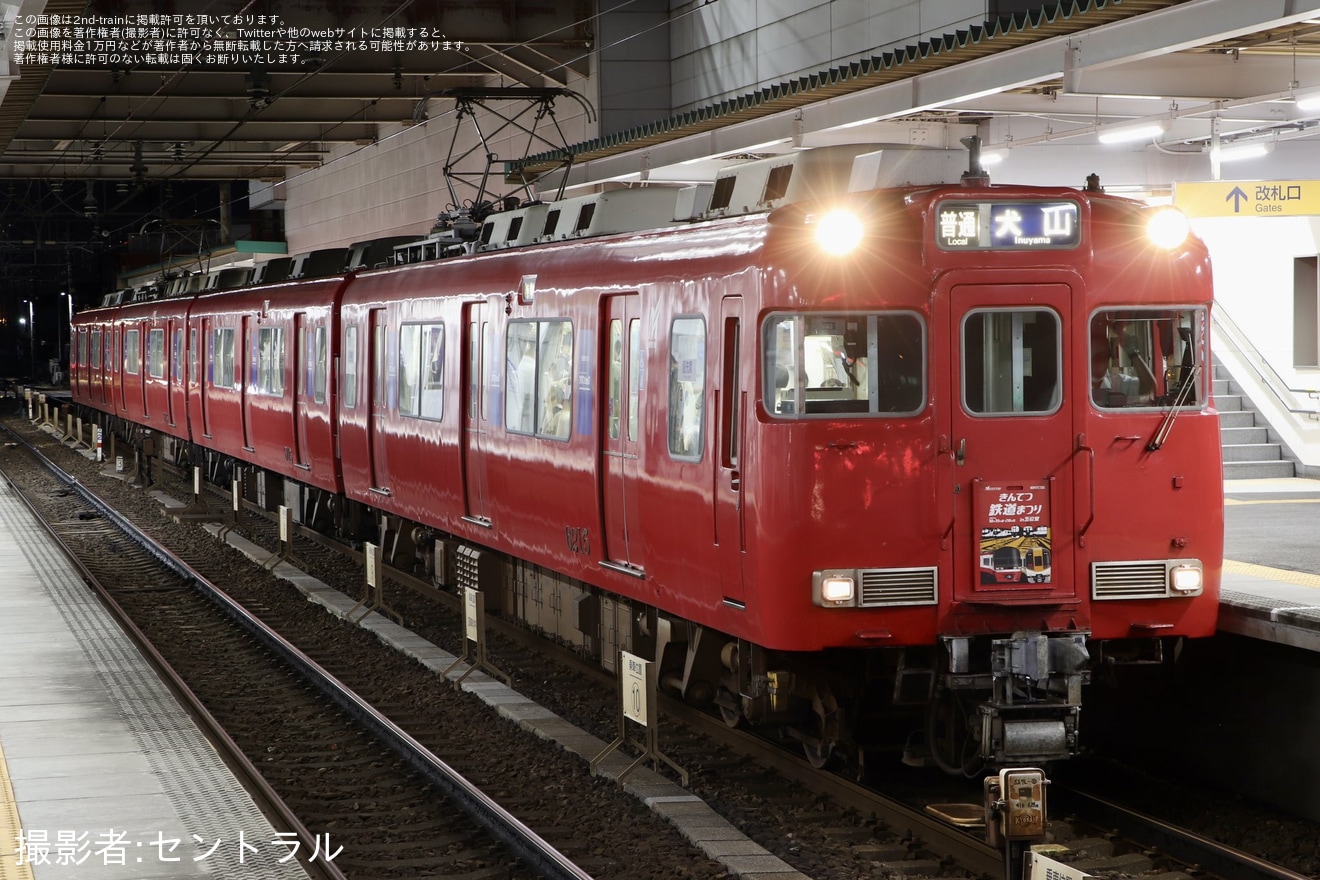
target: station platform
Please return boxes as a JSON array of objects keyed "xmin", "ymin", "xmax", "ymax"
[
  {"xmin": 1220, "ymin": 477, "xmax": 1320, "ymax": 653},
  {"xmin": 0, "ymin": 477, "xmax": 311, "ymax": 879}
]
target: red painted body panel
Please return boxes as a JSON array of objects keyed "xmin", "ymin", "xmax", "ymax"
[{"xmin": 70, "ymin": 181, "xmax": 1222, "ymax": 659}]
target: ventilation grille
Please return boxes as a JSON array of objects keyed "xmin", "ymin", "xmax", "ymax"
[
  {"xmin": 859, "ymin": 567, "xmax": 938, "ymax": 606},
  {"xmin": 1092, "ymin": 561, "xmax": 1168, "ymax": 599}
]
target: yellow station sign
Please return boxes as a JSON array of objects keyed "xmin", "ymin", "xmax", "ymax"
[{"xmin": 1174, "ymin": 180, "xmax": 1320, "ymax": 218}]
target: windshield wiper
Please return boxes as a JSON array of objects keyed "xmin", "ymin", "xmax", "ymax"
[{"xmin": 1147, "ymin": 362, "xmax": 1200, "ymax": 451}]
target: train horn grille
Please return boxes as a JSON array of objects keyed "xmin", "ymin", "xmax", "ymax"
[
  {"xmin": 1091, "ymin": 561, "xmax": 1170, "ymax": 599},
  {"xmin": 858, "ymin": 567, "xmax": 938, "ymax": 607}
]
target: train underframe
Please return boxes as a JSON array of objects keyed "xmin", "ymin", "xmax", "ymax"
[{"xmin": 97, "ymin": 421, "xmax": 1126, "ymax": 776}]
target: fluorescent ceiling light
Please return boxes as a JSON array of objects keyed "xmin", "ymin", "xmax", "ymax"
[
  {"xmin": 1217, "ymin": 141, "xmax": 1274, "ymax": 162},
  {"xmin": 1097, "ymin": 119, "xmax": 1169, "ymax": 145}
]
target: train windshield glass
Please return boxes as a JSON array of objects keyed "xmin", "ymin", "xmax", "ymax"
[
  {"xmin": 1090, "ymin": 307, "xmax": 1206, "ymax": 409},
  {"xmin": 763, "ymin": 312, "xmax": 924, "ymax": 418}
]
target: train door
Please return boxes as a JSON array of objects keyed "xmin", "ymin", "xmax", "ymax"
[
  {"xmin": 461, "ymin": 301, "xmax": 491, "ymax": 525},
  {"xmin": 199, "ymin": 320, "xmax": 213, "ymax": 438},
  {"xmin": 241, "ymin": 316, "xmax": 254, "ymax": 452},
  {"xmin": 368, "ymin": 308, "xmax": 390, "ymax": 492},
  {"xmin": 948, "ymin": 284, "xmax": 1076, "ymax": 604},
  {"xmin": 168, "ymin": 321, "xmax": 182, "ymax": 427},
  {"xmin": 292, "ymin": 314, "xmax": 308, "ymax": 468},
  {"xmin": 714, "ymin": 295, "xmax": 747, "ymax": 606},
  {"xmin": 600, "ymin": 293, "xmax": 643, "ymax": 571}
]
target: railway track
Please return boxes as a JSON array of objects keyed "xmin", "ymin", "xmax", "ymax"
[
  {"xmin": 6, "ymin": 412, "xmax": 1319, "ymax": 880},
  {"xmin": 0, "ymin": 425, "xmax": 599, "ymax": 880}
]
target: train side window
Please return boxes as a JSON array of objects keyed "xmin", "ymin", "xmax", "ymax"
[
  {"xmin": 146, "ymin": 329, "xmax": 165, "ymax": 379},
  {"xmin": 1090, "ymin": 307, "xmax": 1204, "ymax": 409},
  {"xmin": 188, "ymin": 329, "xmax": 198, "ymax": 384},
  {"xmin": 343, "ymin": 326, "xmax": 358, "ymax": 408},
  {"xmin": 90, "ymin": 331, "xmax": 102, "ymax": 374},
  {"xmin": 212, "ymin": 328, "xmax": 236, "ymax": 389},
  {"xmin": 505, "ymin": 319, "xmax": 572, "ymax": 439},
  {"xmin": 668, "ymin": 316, "xmax": 706, "ymax": 459},
  {"xmin": 256, "ymin": 327, "xmax": 285, "ymax": 395},
  {"xmin": 537, "ymin": 320, "xmax": 572, "ymax": 439},
  {"xmin": 607, "ymin": 320, "xmax": 622, "ymax": 440},
  {"xmin": 762, "ymin": 312, "xmax": 925, "ymax": 418},
  {"xmin": 313, "ymin": 327, "xmax": 328, "ymax": 405},
  {"xmin": 962, "ymin": 309, "xmax": 1059, "ymax": 415},
  {"xmin": 78, "ymin": 331, "xmax": 89, "ymax": 371},
  {"xmin": 399, "ymin": 324, "xmax": 421, "ymax": 416},
  {"xmin": 172, "ymin": 329, "xmax": 184, "ymax": 382},
  {"xmin": 124, "ymin": 329, "xmax": 141, "ymax": 375},
  {"xmin": 398, "ymin": 323, "xmax": 444, "ymax": 420},
  {"xmin": 628, "ymin": 319, "xmax": 641, "ymax": 442}
]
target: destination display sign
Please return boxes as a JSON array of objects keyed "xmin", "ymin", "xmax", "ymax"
[{"xmin": 936, "ymin": 201, "xmax": 1080, "ymax": 250}]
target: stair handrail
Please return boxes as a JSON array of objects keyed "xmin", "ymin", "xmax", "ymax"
[{"xmin": 1211, "ymin": 305, "xmax": 1320, "ymax": 419}]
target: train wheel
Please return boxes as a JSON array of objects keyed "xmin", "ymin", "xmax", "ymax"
[
  {"xmin": 801, "ymin": 685, "xmax": 841, "ymax": 769},
  {"xmin": 716, "ymin": 687, "xmax": 743, "ymax": 728},
  {"xmin": 926, "ymin": 689, "xmax": 983, "ymax": 777}
]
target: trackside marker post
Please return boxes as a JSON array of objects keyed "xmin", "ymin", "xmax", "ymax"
[
  {"xmin": 440, "ymin": 587, "xmax": 509, "ymax": 687},
  {"xmin": 348, "ymin": 542, "xmax": 403, "ymax": 626},
  {"xmin": 590, "ymin": 650, "xmax": 689, "ymax": 786}
]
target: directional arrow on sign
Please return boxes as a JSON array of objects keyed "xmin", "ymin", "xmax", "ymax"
[{"xmin": 1226, "ymin": 186, "xmax": 1249, "ymax": 212}]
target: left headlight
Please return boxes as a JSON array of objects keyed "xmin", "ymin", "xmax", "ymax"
[
  {"xmin": 814, "ymin": 569, "xmax": 856, "ymax": 607},
  {"xmin": 813, "ymin": 209, "xmax": 864, "ymax": 255},
  {"xmin": 1146, "ymin": 207, "xmax": 1190, "ymax": 249}
]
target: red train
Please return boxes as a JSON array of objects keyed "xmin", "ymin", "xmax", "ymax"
[{"xmin": 69, "ymin": 144, "xmax": 1223, "ymax": 773}]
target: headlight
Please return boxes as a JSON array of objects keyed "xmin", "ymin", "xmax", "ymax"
[
  {"xmin": 814, "ymin": 569, "xmax": 856, "ymax": 607},
  {"xmin": 814, "ymin": 209, "xmax": 863, "ymax": 255},
  {"xmin": 1169, "ymin": 563, "xmax": 1203, "ymax": 595},
  {"xmin": 1146, "ymin": 207, "xmax": 1190, "ymax": 249}
]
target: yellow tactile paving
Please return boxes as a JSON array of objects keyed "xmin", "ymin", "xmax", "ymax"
[
  {"xmin": 1224, "ymin": 559, "xmax": 1320, "ymax": 590},
  {"xmin": 0, "ymin": 741, "xmax": 35, "ymax": 880},
  {"xmin": 1224, "ymin": 497, "xmax": 1320, "ymax": 505}
]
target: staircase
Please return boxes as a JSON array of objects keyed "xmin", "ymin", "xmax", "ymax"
[{"xmin": 1214, "ymin": 364, "xmax": 1297, "ymax": 479}]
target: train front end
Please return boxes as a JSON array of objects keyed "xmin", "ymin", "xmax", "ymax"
[{"xmin": 748, "ymin": 172, "xmax": 1221, "ymax": 772}]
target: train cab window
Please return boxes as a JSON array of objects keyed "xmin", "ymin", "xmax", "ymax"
[
  {"xmin": 668, "ymin": 317, "xmax": 706, "ymax": 459},
  {"xmin": 1090, "ymin": 308, "xmax": 1205, "ymax": 409},
  {"xmin": 505, "ymin": 319, "xmax": 573, "ymax": 439},
  {"xmin": 256, "ymin": 327, "xmax": 286, "ymax": 395},
  {"xmin": 763, "ymin": 312, "xmax": 925, "ymax": 417},
  {"xmin": 343, "ymin": 326, "xmax": 359, "ymax": 408},
  {"xmin": 147, "ymin": 329, "xmax": 166, "ymax": 379},
  {"xmin": 212, "ymin": 328, "xmax": 236, "ymax": 389},
  {"xmin": 962, "ymin": 310, "xmax": 1060, "ymax": 415},
  {"xmin": 399, "ymin": 323, "xmax": 444, "ymax": 420},
  {"xmin": 124, "ymin": 329, "xmax": 141, "ymax": 375}
]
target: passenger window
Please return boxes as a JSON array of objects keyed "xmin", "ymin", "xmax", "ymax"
[
  {"xmin": 173, "ymin": 329, "xmax": 184, "ymax": 382},
  {"xmin": 668, "ymin": 317, "xmax": 706, "ymax": 459},
  {"xmin": 398, "ymin": 323, "xmax": 444, "ymax": 420},
  {"xmin": 256, "ymin": 327, "xmax": 285, "ymax": 395},
  {"xmin": 505, "ymin": 319, "xmax": 572, "ymax": 439},
  {"xmin": 212, "ymin": 328, "xmax": 236, "ymax": 389},
  {"xmin": 147, "ymin": 329, "xmax": 165, "ymax": 379},
  {"xmin": 343, "ymin": 326, "xmax": 358, "ymax": 408},
  {"xmin": 628, "ymin": 320, "xmax": 641, "ymax": 442},
  {"xmin": 188, "ymin": 329, "xmax": 198, "ymax": 384},
  {"xmin": 313, "ymin": 327, "xmax": 328, "ymax": 405},
  {"xmin": 963, "ymin": 310, "xmax": 1059, "ymax": 415},
  {"xmin": 1090, "ymin": 308, "xmax": 1204, "ymax": 409},
  {"xmin": 763, "ymin": 312, "xmax": 924, "ymax": 417},
  {"xmin": 607, "ymin": 320, "xmax": 622, "ymax": 440},
  {"xmin": 124, "ymin": 329, "xmax": 141, "ymax": 375},
  {"xmin": 91, "ymin": 331, "xmax": 103, "ymax": 374}
]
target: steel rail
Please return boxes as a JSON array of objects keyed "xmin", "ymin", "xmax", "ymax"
[{"xmin": 3, "ymin": 423, "xmax": 595, "ymax": 880}]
